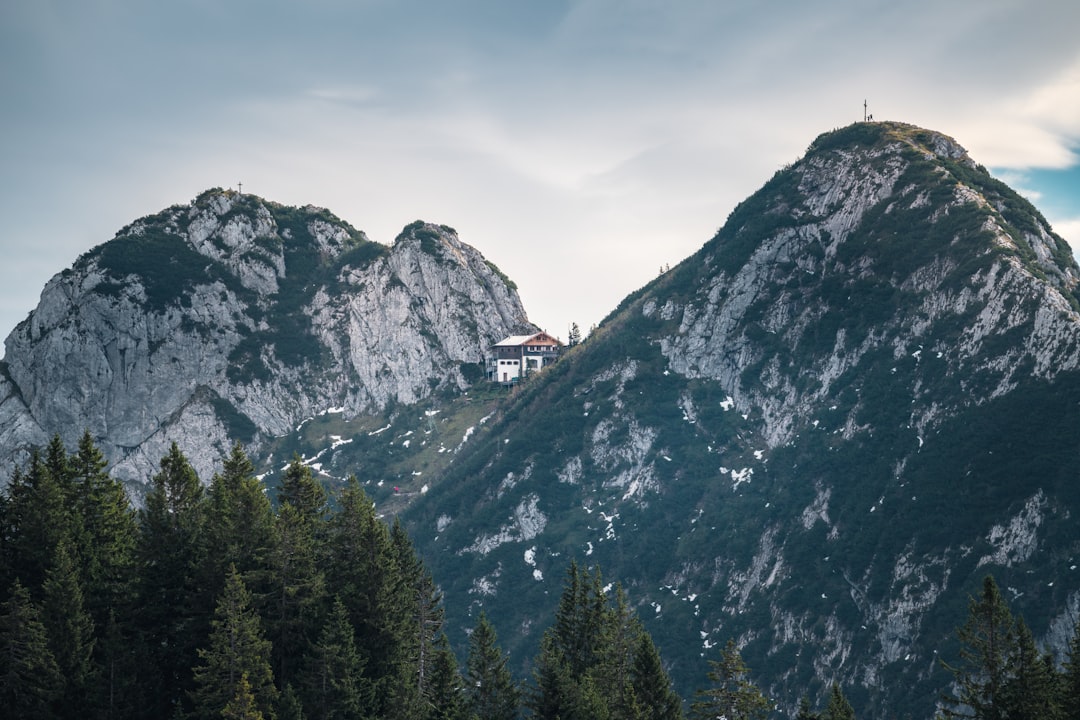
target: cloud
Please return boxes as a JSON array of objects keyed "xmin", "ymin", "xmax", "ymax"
[{"xmin": 2, "ymin": 0, "xmax": 1080, "ymax": 344}]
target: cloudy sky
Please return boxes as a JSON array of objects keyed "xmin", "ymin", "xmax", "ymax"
[{"xmin": 2, "ymin": 0, "xmax": 1078, "ymax": 349}]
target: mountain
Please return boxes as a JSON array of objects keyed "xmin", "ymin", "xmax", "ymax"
[
  {"xmin": 0, "ymin": 189, "xmax": 533, "ymax": 499},
  {"xmin": 3, "ymin": 122, "xmax": 1078, "ymax": 718},
  {"xmin": 401, "ymin": 122, "xmax": 1080, "ymax": 718}
]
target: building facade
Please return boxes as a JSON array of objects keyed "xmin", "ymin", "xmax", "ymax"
[{"xmin": 487, "ymin": 332, "xmax": 562, "ymax": 383}]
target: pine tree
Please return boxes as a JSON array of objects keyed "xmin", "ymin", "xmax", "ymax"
[
  {"xmin": 630, "ymin": 633, "xmax": 682, "ymax": 720},
  {"xmin": 278, "ymin": 456, "xmax": 328, "ymax": 525},
  {"xmin": 795, "ymin": 696, "xmax": 821, "ymax": 720},
  {"xmin": 940, "ymin": 576, "xmax": 1016, "ymax": 720},
  {"xmin": 204, "ymin": 443, "xmax": 275, "ymax": 599},
  {"xmin": 568, "ymin": 323, "xmax": 582, "ymax": 347},
  {"xmin": 135, "ymin": 442, "xmax": 209, "ymax": 717},
  {"xmin": 392, "ymin": 518, "xmax": 445, "ymax": 712},
  {"xmin": 530, "ymin": 561, "xmax": 674, "ymax": 720},
  {"xmin": 302, "ymin": 596, "xmax": 369, "ymax": 720},
  {"xmin": 191, "ymin": 565, "xmax": 278, "ymax": 720},
  {"xmin": 1062, "ymin": 619, "xmax": 1080, "ymax": 716},
  {"xmin": 822, "ymin": 684, "xmax": 855, "ymax": 720},
  {"xmin": 0, "ymin": 580, "xmax": 63, "ymax": 719},
  {"xmin": 689, "ymin": 639, "xmax": 770, "ymax": 720},
  {"xmin": 70, "ymin": 430, "xmax": 138, "ymax": 631},
  {"xmin": 594, "ymin": 585, "xmax": 645, "ymax": 720},
  {"xmin": 268, "ymin": 501, "xmax": 326, "ymax": 691},
  {"xmin": 5, "ymin": 450, "xmax": 72, "ymax": 595},
  {"xmin": 325, "ymin": 476, "xmax": 402, "ymax": 715},
  {"xmin": 424, "ymin": 635, "xmax": 469, "ymax": 720},
  {"xmin": 41, "ymin": 538, "xmax": 96, "ymax": 716},
  {"xmin": 465, "ymin": 612, "xmax": 520, "ymax": 720},
  {"xmin": 279, "ymin": 684, "xmax": 307, "ymax": 720},
  {"xmin": 530, "ymin": 631, "xmax": 577, "ymax": 720},
  {"xmin": 999, "ymin": 618, "xmax": 1060, "ymax": 720},
  {"xmin": 223, "ymin": 673, "xmax": 266, "ymax": 720}
]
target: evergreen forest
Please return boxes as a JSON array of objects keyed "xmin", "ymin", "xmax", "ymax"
[{"xmin": 2, "ymin": 433, "xmax": 1080, "ymax": 720}]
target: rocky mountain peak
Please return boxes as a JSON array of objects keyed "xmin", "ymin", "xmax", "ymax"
[
  {"xmin": 0, "ymin": 191, "xmax": 532, "ymax": 494},
  {"xmin": 399, "ymin": 122, "xmax": 1080, "ymax": 719}
]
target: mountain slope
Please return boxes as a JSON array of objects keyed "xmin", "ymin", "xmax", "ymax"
[
  {"xmin": 0, "ymin": 190, "xmax": 532, "ymax": 496},
  {"xmin": 403, "ymin": 122, "xmax": 1080, "ymax": 717}
]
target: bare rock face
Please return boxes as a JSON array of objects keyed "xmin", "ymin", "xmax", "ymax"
[
  {"xmin": 402, "ymin": 122, "xmax": 1080, "ymax": 719},
  {"xmin": 0, "ymin": 190, "xmax": 532, "ymax": 493}
]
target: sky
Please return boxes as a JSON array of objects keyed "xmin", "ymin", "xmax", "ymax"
[{"xmin": 2, "ymin": 0, "xmax": 1079, "ymax": 352}]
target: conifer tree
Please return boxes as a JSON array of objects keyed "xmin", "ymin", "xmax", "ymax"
[
  {"xmin": 268, "ymin": 501, "xmax": 326, "ymax": 691},
  {"xmin": 466, "ymin": 611, "xmax": 520, "ymax": 720},
  {"xmin": 940, "ymin": 576, "xmax": 1016, "ymax": 720},
  {"xmin": 0, "ymin": 580, "xmax": 63, "ymax": 718},
  {"xmin": 70, "ymin": 430, "xmax": 138, "ymax": 631},
  {"xmin": 279, "ymin": 684, "xmax": 307, "ymax": 720},
  {"xmin": 530, "ymin": 631, "xmax": 577, "ymax": 720},
  {"xmin": 278, "ymin": 456, "xmax": 328, "ymax": 525},
  {"xmin": 531, "ymin": 561, "xmax": 600, "ymax": 720},
  {"xmin": 223, "ymin": 672, "xmax": 266, "ymax": 720},
  {"xmin": 204, "ymin": 443, "xmax": 275, "ymax": 599},
  {"xmin": 136, "ymin": 442, "xmax": 209, "ymax": 717},
  {"xmin": 5, "ymin": 450, "xmax": 72, "ymax": 595},
  {"xmin": 1062, "ymin": 619, "xmax": 1080, "ymax": 716},
  {"xmin": 302, "ymin": 596, "xmax": 369, "ymax": 720},
  {"xmin": 531, "ymin": 561, "xmax": 676, "ymax": 720},
  {"xmin": 594, "ymin": 585, "xmax": 645, "ymax": 720},
  {"xmin": 41, "ymin": 538, "xmax": 96, "ymax": 717},
  {"xmin": 689, "ymin": 639, "xmax": 770, "ymax": 720},
  {"xmin": 630, "ymin": 632, "xmax": 682, "ymax": 720},
  {"xmin": 999, "ymin": 618, "xmax": 1060, "ymax": 720},
  {"xmin": 423, "ymin": 635, "xmax": 469, "ymax": 720},
  {"xmin": 822, "ymin": 684, "xmax": 855, "ymax": 720},
  {"xmin": 325, "ymin": 476, "xmax": 403, "ymax": 714},
  {"xmin": 192, "ymin": 565, "xmax": 278, "ymax": 720},
  {"xmin": 392, "ymin": 518, "xmax": 445, "ymax": 709},
  {"xmin": 795, "ymin": 696, "xmax": 821, "ymax": 720}
]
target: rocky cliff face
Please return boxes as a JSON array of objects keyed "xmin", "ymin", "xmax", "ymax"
[
  {"xmin": 403, "ymin": 123, "xmax": 1080, "ymax": 718},
  {"xmin": 0, "ymin": 190, "xmax": 532, "ymax": 494}
]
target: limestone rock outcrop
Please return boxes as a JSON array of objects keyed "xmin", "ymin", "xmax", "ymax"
[{"xmin": 0, "ymin": 190, "xmax": 532, "ymax": 494}]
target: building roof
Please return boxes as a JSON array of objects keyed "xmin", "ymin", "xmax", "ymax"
[{"xmin": 493, "ymin": 331, "xmax": 561, "ymax": 348}]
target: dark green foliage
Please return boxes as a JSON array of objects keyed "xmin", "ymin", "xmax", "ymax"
[
  {"xmin": 0, "ymin": 580, "xmax": 63, "ymax": 718},
  {"xmin": 42, "ymin": 538, "xmax": 96, "ymax": 716},
  {"xmin": 392, "ymin": 517, "xmax": 445, "ymax": 712},
  {"xmin": 999, "ymin": 619, "xmax": 1061, "ymax": 720},
  {"xmin": 277, "ymin": 457, "xmax": 329, "ymax": 523},
  {"xmin": 466, "ymin": 612, "xmax": 520, "ymax": 720},
  {"xmin": 136, "ymin": 442, "xmax": 209, "ymax": 717},
  {"xmin": 70, "ymin": 431, "xmax": 138, "ymax": 629},
  {"xmin": 1063, "ymin": 620, "xmax": 1080, "ymax": 714},
  {"xmin": 939, "ymin": 576, "xmax": 1016, "ymax": 720},
  {"xmin": 530, "ymin": 562, "xmax": 681, "ymax": 720},
  {"xmin": 93, "ymin": 226, "xmax": 223, "ymax": 311},
  {"xmin": 301, "ymin": 597, "xmax": 369, "ymax": 720},
  {"xmin": 3, "ymin": 449, "xmax": 72, "ymax": 596},
  {"xmin": 204, "ymin": 443, "xmax": 276, "ymax": 598},
  {"xmin": 191, "ymin": 566, "xmax": 278, "ymax": 720},
  {"xmin": 689, "ymin": 639, "xmax": 770, "ymax": 720},
  {"xmin": 822, "ymin": 684, "xmax": 855, "ymax": 720},
  {"xmin": 631, "ymin": 633, "xmax": 684, "ymax": 720},
  {"xmin": 423, "ymin": 636, "xmax": 470, "ymax": 720},
  {"xmin": 324, "ymin": 476, "xmax": 404, "ymax": 714},
  {"xmin": 795, "ymin": 696, "xmax": 821, "ymax": 720},
  {"xmin": 267, "ymin": 502, "xmax": 326, "ymax": 691}
]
